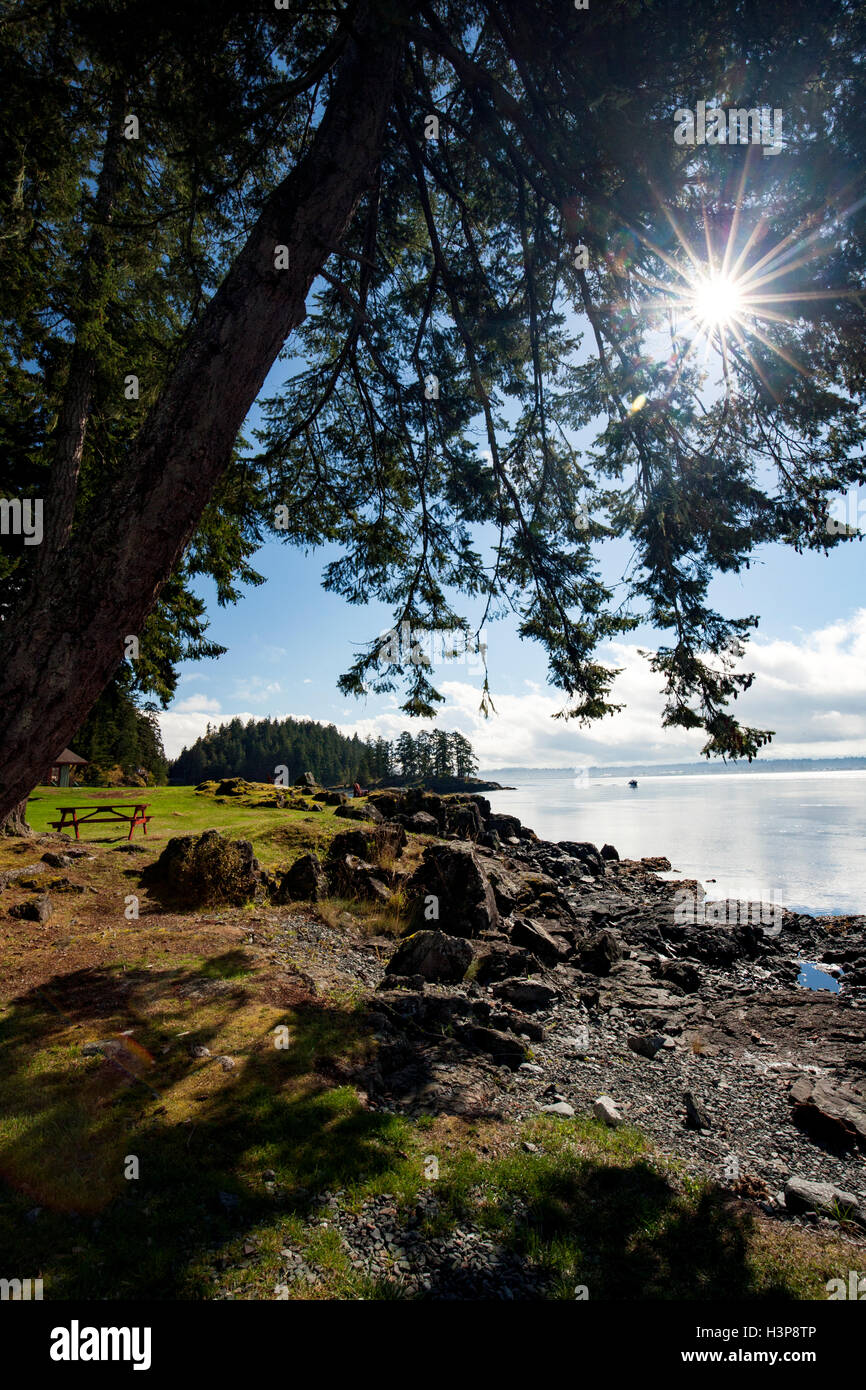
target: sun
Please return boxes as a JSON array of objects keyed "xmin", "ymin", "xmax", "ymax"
[
  {"xmin": 690, "ymin": 272, "xmax": 745, "ymax": 329},
  {"xmin": 617, "ymin": 180, "xmax": 863, "ymax": 400}
]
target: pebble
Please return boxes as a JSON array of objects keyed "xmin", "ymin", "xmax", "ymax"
[{"xmin": 593, "ymin": 1096, "xmax": 624, "ymax": 1127}]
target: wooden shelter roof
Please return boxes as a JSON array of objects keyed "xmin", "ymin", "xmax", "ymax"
[{"xmin": 53, "ymin": 748, "xmax": 88, "ymax": 765}]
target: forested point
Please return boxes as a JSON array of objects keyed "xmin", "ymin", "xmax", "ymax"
[{"xmin": 167, "ymin": 716, "xmax": 479, "ymax": 786}]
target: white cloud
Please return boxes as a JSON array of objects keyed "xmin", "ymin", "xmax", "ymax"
[
  {"xmin": 170, "ymin": 695, "xmax": 222, "ymax": 714},
  {"xmin": 158, "ymin": 610, "xmax": 866, "ymax": 767},
  {"xmin": 157, "ymin": 704, "xmax": 255, "ymax": 758},
  {"xmin": 232, "ymin": 676, "xmax": 283, "ymax": 702},
  {"xmin": 335, "ymin": 610, "xmax": 866, "ymax": 767}
]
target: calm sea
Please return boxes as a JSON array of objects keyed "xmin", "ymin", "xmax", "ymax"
[{"xmin": 483, "ymin": 769, "xmax": 866, "ymax": 917}]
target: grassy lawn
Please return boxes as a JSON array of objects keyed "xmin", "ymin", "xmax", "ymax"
[
  {"xmin": 0, "ymin": 786, "xmax": 861, "ymax": 1300},
  {"xmin": 22, "ymin": 783, "xmax": 345, "ymax": 871}
]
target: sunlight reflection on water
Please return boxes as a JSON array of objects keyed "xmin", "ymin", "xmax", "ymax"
[{"xmin": 485, "ymin": 769, "xmax": 866, "ymax": 917}]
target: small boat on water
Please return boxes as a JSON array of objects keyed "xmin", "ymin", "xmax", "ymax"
[{"xmin": 628, "ymin": 778, "xmax": 638, "ymax": 788}]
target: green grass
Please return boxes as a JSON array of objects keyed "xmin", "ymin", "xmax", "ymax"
[
  {"xmin": 0, "ymin": 994, "xmax": 853, "ymax": 1302},
  {"xmin": 23, "ymin": 783, "xmax": 345, "ymax": 871}
]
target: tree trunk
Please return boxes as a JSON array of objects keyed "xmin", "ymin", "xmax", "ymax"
[
  {"xmin": 0, "ymin": 6, "xmax": 405, "ymax": 822},
  {"xmin": 1, "ymin": 800, "xmax": 31, "ymax": 836}
]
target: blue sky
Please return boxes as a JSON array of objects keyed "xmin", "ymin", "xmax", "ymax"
[{"xmin": 159, "ymin": 345, "xmax": 866, "ymax": 769}]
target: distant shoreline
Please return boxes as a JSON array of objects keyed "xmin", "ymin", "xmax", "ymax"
[{"xmin": 481, "ymin": 757, "xmax": 866, "ymax": 780}]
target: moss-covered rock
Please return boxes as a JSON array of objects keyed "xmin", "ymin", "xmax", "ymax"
[{"xmin": 141, "ymin": 829, "xmax": 264, "ymax": 905}]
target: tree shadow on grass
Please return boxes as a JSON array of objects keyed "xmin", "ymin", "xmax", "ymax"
[
  {"xmin": 0, "ymin": 964, "xmax": 810, "ymax": 1300},
  {"xmin": 474, "ymin": 1155, "xmax": 794, "ymax": 1300},
  {"xmin": 0, "ymin": 962, "xmax": 408, "ymax": 1296}
]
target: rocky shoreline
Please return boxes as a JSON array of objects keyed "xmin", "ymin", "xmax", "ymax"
[{"xmin": 152, "ymin": 783, "xmax": 866, "ymax": 1238}]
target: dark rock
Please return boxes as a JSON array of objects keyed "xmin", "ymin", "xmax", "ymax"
[
  {"xmin": 327, "ymin": 823, "xmax": 406, "ymax": 866},
  {"xmin": 329, "ymin": 854, "xmax": 391, "ymax": 903},
  {"xmin": 409, "ymin": 842, "xmax": 500, "ymax": 938},
  {"xmin": 386, "ymin": 930, "xmax": 473, "ymax": 983},
  {"xmin": 509, "ymin": 916, "xmax": 569, "ymax": 964},
  {"xmin": 683, "ymin": 1090, "xmax": 712, "ymax": 1129},
  {"xmin": 641, "ymin": 856, "xmax": 672, "ymax": 871},
  {"xmin": 462, "ymin": 1026, "xmax": 527, "ymax": 1069},
  {"xmin": 579, "ymin": 928, "xmax": 623, "ymax": 975},
  {"xmin": 490, "ymin": 980, "xmax": 558, "ymax": 1012},
  {"xmin": 41, "ymin": 852, "xmax": 73, "ymax": 869},
  {"xmin": 215, "ymin": 777, "xmax": 255, "ymax": 796},
  {"xmin": 403, "ymin": 790, "xmax": 445, "ymax": 823},
  {"xmin": 681, "ymin": 926, "xmax": 762, "ymax": 967},
  {"xmin": 471, "ymin": 943, "xmax": 540, "ymax": 983},
  {"xmin": 274, "ymin": 853, "xmax": 327, "ymax": 903},
  {"xmin": 487, "ymin": 1007, "xmax": 545, "ymax": 1041},
  {"xmin": 485, "ymin": 865, "xmax": 523, "ymax": 916},
  {"xmin": 376, "ymin": 974, "xmax": 427, "ymax": 993},
  {"xmin": 488, "ymin": 813, "xmax": 523, "ymax": 840},
  {"xmin": 309, "ymin": 789, "xmax": 342, "ymax": 806},
  {"xmin": 558, "ymin": 841, "xmax": 605, "ymax": 876},
  {"xmin": 334, "ymin": 801, "xmax": 385, "ymax": 824},
  {"xmin": 295, "ymin": 772, "xmax": 317, "ymax": 788},
  {"xmin": 627, "ymin": 1031, "xmax": 667, "ymax": 1060},
  {"xmin": 658, "ymin": 959, "xmax": 701, "ymax": 993},
  {"xmin": 9, "ymin": 893, "xmax": 53, "ymax": 923},
  {"xmin": 406, "ymin": 811, "xmax": 439, "ymax": 835},
  {"xmin": 365, "ymin": 791, "xmax": 407, "ymax": 819},
  {"xmin": 789, "ymin": 1076, "xmax": 866, "ymax": 1150},
  {"xmin": 445, "ymin": 800, "xmax": 485, "ymax": 841},
  {"xmin": 141, "ymin": 830, "xmax": 263, "ymax": 905},
  {"xmin": 45, "ymin": 877, "xmax": 85, "ymax": 894},
  {"xmin": 600, "ymin": 844, "xmax": 619, "ymax": 861}
]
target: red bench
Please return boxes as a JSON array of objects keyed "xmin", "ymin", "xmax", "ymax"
[{"xmin": 49, "ymin": 802, "xmax": 151, "ymax": 841}]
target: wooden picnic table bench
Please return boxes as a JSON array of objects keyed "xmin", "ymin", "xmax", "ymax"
[{"xmin": 49, "ymin": 802, "xmax": 151, "ymax": 841}]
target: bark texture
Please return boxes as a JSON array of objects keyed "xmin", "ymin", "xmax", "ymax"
[{"xmin": 0, "ymin": 800, "xmax": 32, "ymax": 836}]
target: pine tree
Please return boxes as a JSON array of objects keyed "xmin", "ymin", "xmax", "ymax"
[
  {"xmin": 450, "ymin": 731, "xmax": 478, "ymax": 779},
  {"xmin": 395, "ymin": 731, "xmax": 417, "ymax": 779}
]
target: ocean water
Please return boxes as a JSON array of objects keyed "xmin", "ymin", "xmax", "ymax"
[{"xmin": 483, "ymin": 769, "xmax": 866, "ymax": 918}]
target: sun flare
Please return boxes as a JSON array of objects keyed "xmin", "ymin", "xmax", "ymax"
[{"xmin": 690, "ymin": 272, "xmax": 745, "ymax": 329}]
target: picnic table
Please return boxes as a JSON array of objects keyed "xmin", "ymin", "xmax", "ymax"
[{"xmin": 49, "ymin": 802, "xmax": 151, "ymax": 841}]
